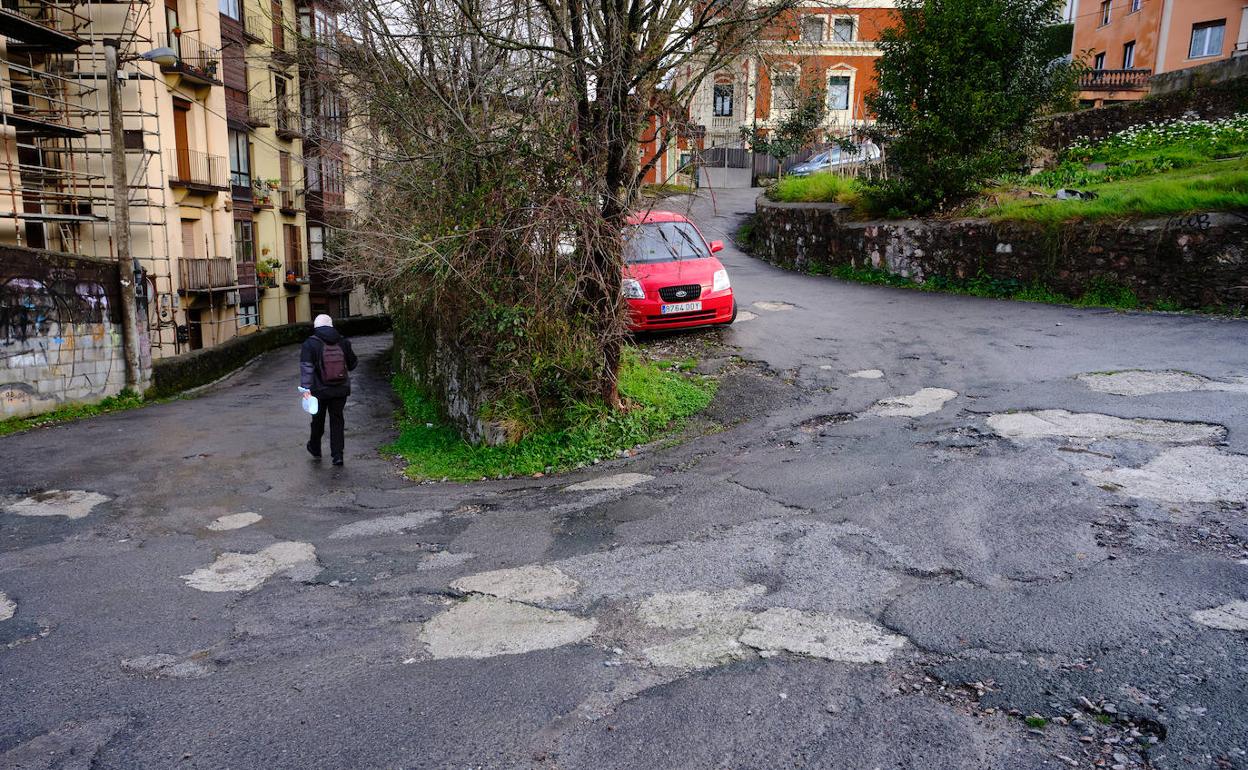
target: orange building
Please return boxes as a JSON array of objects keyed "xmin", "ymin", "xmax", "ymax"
[
  {"xmin": 1072, "ymin": 0, "xmax": 1248, "ymax": 106},
  {"xmin": 638, "ymin": 1, "xmax": 898, "ymax": 187}
]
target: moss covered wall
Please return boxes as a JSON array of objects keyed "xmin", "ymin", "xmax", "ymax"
[
  {"xmin": 147, "ymin": 315, "xmax": 390, "ymax": 399},
  {"xmin": 754, "ymin": 198, "xmax": 1248, "ymax": 312}
]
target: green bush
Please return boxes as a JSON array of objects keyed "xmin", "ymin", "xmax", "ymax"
[{"xmin": 864, "ymin": 0, "xmax": 1074, "ymax": 214}]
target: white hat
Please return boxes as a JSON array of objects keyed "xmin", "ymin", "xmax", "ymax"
[{"xmin": 314, "ymin": 314, "xmax": 334, "ymax": 328}]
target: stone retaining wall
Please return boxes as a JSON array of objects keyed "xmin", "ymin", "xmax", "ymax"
[
  {"xmin": 1037, "ymin": 70, "xmax": 1248, "ymax": 154},
  {"xmin": 146, "ymin": 314, "xmax": 391, "ymax": 399},
  {"xmin": 754, "ymin": 198, "xmax": 1248, "ymax": 312}
]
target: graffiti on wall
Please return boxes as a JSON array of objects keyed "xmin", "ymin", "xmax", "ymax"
[{"xmin": 1, "ymin": 253, "xmax": 125, "ymax": 418}]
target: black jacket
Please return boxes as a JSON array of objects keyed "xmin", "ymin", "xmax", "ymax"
[{"xmin": 300, "ymin": 326, "xmax": 358, "ymax": 399}]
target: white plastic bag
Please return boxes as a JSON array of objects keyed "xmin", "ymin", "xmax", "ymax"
[{"xmin": 301, "ymin": 392, "xmax": 319, "ymax": 415}]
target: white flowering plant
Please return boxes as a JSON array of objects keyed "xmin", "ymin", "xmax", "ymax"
[{"xmin": 1064, "ymin": 114, "xmax": 1248, "ymax": 164}]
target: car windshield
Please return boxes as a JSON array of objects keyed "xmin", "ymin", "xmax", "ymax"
[{"xmin": 624, "ymin": 221, "xmax": 709, "ymax": 263}]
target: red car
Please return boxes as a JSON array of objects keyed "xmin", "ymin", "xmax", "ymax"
[{"xmin": 622, "ymin": 210, "xmax": 736, "ymax": 332}]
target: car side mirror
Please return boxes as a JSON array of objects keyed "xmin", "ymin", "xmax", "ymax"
[{"xmin": 709, "ymin": 240, "xmax": 724, "ymax": 253}]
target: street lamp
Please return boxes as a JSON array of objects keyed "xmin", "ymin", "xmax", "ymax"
[{"xmin": 103, "ymin": 39, "xmax": 174, "ymax": 390}]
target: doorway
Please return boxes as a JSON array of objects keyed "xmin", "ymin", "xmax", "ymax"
[
  {"xmin": 186, "ymin": 309, "xmax": 203, "ymax": 350},
  {"xmin": 286, "ymin": 296, "xmax": 297, "ymax": 324}
]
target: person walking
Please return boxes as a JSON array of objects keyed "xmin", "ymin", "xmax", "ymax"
[{"xmin": 300, "ymin": 314, "xmax": 358, "ymax": 466}]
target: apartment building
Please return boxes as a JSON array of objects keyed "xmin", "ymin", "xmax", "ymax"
[
  {"xmin": 2, "ymin": 0, "xmax": 244, "ymax": 358},
  {"xmin": 650, "ymin": 1, "xmax": 897, "ymax": 186},
  {"xmin": 1072, "ymin": 0, "xmax": 1248, "ymax": 106},
  {"xmin": 220, "ymin": 0, "xmax": 310, "ymax": 329}
]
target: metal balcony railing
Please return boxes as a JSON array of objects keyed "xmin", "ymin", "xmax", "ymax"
[
  {"xmin": 284, "ymin": 260, "xmax": 308, "ymax": 284},
  {"xmin": 1079, "ymin": 68, "xmax": 1152, "ymax": 90},
  {"xmin": 168, "ymin": 148, "xmax": 228, "ymax": 189},
  {"xmin": 157, "ymin": 33, "xmax": 222, "ymax": 84},
  {"xmin": 279, "ymin": 185, "xmax": 303, "ymax": 211},
  {"xmin": 179, "ymin": 257, "xmax": 235, "ymax": 291},
  {"xmin": 0, "ymin": 0, "xmax": 90, "ymax": 47}
]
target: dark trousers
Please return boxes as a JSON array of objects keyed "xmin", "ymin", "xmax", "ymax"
[{"xmin": 309, "ymin": 395, "xmax": 347, "ymax": 461}]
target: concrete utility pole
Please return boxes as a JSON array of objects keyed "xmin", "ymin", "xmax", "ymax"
[{"xmin": 104, "ymin": 39, "xmax": 145, "ymax": 391}]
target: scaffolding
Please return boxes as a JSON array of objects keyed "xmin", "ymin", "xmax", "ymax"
[{"xmin": 1, "ymin": 0, "xmax": 184, "ymax": 354}]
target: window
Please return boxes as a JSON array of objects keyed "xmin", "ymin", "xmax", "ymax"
[
  {"xmin": 827, "ymin": 75, "xmax": 850, "ymax": 111},
  {"xmin": 771, "ymin": 71, "xmax": 797, "ymax": 113},
  {"xmin": 233, "ymin": 220, "xmax": 254, "ymax": 264},
  {"xmin": 1189, "ymin": 20, "xmax": 1225, "ymax": 58},
  {"xmin": 306, "ymin": 156, "xmax": 321, "ymax": 191},
  {"xmin": 712, "ymin": 83, "xmax": 734, "ymax": 117},
  {"xmin": 1129, "ymin": 0, "xmax": 1141, "ymax": 12},
  {"xmin": 800, "ymin": 16, "xmax": 823, "ymax": 42},
  {"xmin": 218, "ymin": 0, "xmax": 239, "ymax": 20},
  {"xmin": 1099, "ymin": 0, "xmax": 1110, "ymax": 26},
  {"xmin": 228, "ymin": 129, "xmax": 250, "ymax": 188},
  {"xmin": 309, "ymin": 225, "xmax": 325, "ymax": 261},
  {"xmin": 832, "ymin": 17, "xmax": 854, "ymax": 42},
  {"xmin": 236, "ymin": 303, "xmax": 258, "ymax": 327},
  {"xmin": 1123, "ymin": 40, "xmax": 1135, "ymax": 68},
  {"xmin": 1093, "ymin": 51, "xmax": 1106, "ymax": 70},
  {"xmin": 623, "ymin": 222, "xmax": 711, "ymax": 263}
]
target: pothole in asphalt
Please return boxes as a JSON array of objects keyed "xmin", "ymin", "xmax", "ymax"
[
  {"xmin": 450, "ymin": 565, "xmax": 579, "ymax": 603},
  {"xmin": 206, "ymin": 512, "xmax": 263, "ymax": 531},
  {"xmin": 752, "ymin": 301, "xmax": 795, "ymax": 312},
  {"xmin": 564, "ymin": 473, "xmax": 654, "ymax": 492},
  {"xmin": 1078, "ymin": 370, "xmax": 1248, "ymax": 397},
  {"xmin": 1084, "ymin": 446, "xmax": 1248, "ymax": 503},
  {"xmin": 181, "ymin": 542, "xmax": 321, "ymax": 592},
  {"xmin": 798, "ymin": 413, "xmax": 857, "ymax": 434},
  {"xmin": 1190, "ymin": 600, "xmax": 1248, "ymax": 631},
  {"xmin": 0, "ymin": 591, "xmax": 15, "ymax": 622},
  {"xmin": 986, "ymin": 410, "xmax": 1226, "ymax": 444},
  {"xmin": 869, "ymin": 388, "xmax": 958, "ymax": 417},
  {"xmin": 735, "ymin": 310, "xmax": 758, "ymax": 322},
  {"xmin": 418, "ymin": 595, "xmax": 598, "ymax": 659},
  {"xmin": 740, "ymin": 608, "xmax": 907, "ymax": 663},
  {"xmin": 418, "ymin": 551, "xmax": 477, "ymax": 571},
  {"xmin": 120, "ymin": 653, "xmax": 213, "ymax": 679},
  {"xmin": 849, "ymin": 369, "xmax": 885, "ymax": 379},
  {"xmin": 328, "ymin": 510, "xmax": 441, "ymax": 539},
  {"xmin": 3, "ymin": 490, "xmax": 109, "ymax": 520}
]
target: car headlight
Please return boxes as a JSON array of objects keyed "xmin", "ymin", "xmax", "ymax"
[
  {"xmin": 712, "ymin": 269, "xmax": 730, "ymax": 293},
  {"xmin": 622, "ymin": 278, "xmax": 645, "ymax": 299}
]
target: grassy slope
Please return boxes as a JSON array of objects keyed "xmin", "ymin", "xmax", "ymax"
[
  {"xmin": 385, "ymin": 350, "xmax": 717, "ymax": 481},
  {"xmin": 0, "ymin": 390, "xmax": 145, "ymax": 438}
]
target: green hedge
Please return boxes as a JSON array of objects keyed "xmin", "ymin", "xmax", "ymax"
[{"xmin": 146, "ymin": 314, "xmax": 391, "ymax": 398}]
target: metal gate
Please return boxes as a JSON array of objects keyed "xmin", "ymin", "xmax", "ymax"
[{"xmin": 697, "ymin": 146, "xmax": 752, "ymax": 189}]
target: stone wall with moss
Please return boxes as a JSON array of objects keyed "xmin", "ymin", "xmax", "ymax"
[
  {"xmin": 754, "ymin": 198, "xmax": 1248, "ymax": 312},
  {"xmin": 147, "ymin": 315, "xmax": 390, "ymax": 399}
]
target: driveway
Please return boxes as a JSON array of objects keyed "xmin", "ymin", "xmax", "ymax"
[{"xmin": 1, "ymin": 188, "xmax": 1246, "ymax": 769}]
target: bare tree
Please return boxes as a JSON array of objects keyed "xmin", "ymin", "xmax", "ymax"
[{"xmin": 333, "ymin": 0, "xmax": 807, "ymax": 437}]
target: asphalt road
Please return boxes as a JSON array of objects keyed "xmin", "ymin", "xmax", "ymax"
[{"xmin": 2, "ymin": 188, "xmax": 1246, "ymax": 770}]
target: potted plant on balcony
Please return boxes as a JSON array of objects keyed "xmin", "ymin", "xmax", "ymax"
[
  {"xmin": 253, "ymin": 181, "xmax": 272, "ymax": 206},
  {"xmin": 257, "ymin": 258, "xmax": 281, "ymax": 289}
]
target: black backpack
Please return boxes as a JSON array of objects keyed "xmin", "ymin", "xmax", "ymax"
[{"xmin": 319, "ymin": 341, "xmax": 349, "ymax": 385}]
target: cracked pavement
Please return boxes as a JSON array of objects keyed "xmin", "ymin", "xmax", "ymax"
[{"xmin": 1, "ymin": 188, "xmax": 1246, "ymax": 769}]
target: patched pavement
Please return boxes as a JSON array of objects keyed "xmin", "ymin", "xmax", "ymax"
[{"xmin": 2, "ymin": 188, "xmax": 1246, "ymax": 769}]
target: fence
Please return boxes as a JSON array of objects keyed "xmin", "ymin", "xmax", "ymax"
[
  {"xmin": 179, "ymin": 258, "xmax": 234, "ymax": 291},
  {"xmin": 167, "ymin": 148, "xmax": 228, "ymax": 189}
]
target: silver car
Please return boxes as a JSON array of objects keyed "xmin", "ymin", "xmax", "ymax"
[{"xmin": 787, "ymin": 142, "xmax": 882, "ymax": 177}]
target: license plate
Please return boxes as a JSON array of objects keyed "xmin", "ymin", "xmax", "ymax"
[{"xmin": 661, "ymin": 301, "xmax": 702, "ymax": 314}]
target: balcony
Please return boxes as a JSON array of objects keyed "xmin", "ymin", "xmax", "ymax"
[
  {"xmin": 1079, "ymin": 68, "xmax": 1152, "ymax": 91},
  {"xmin": 279, "ymin": 186, "xmax": 303, "ymax": 214},
  {"xmin": 241, "ymin": 13, "xmax": 265, "ymax": 43},
  {"xmin": 0, "ymin": 0, "xmax": 88, "ymax": 51},
  {"xmin": 283, "ymin": 260, "xmax": 309, "ymax": 288},
  {"xmin": 710, "ymin": 115, "xmax": 740, "ymax": 130},
  {"xmin": 157, "ymin": 33, "xmax": 223, "ymax": 87},
  {"xmin": 168, "ymin": 148, "xmax": 228, "ymax": 192},
  {"xmin": 179, "ymin": 258, "xmax": 235, "ymax": 292}
]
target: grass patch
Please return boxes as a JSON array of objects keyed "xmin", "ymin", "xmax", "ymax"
[
  {"xmin": 769, "ymin": 173, "xmax": 862, "ymax": 206},
  {"xmin": 979, "ymin": 159, "xmax": 1248, "ymax": 224},
  {"xmin": 1024, "ymin": 716, "xmax": 1048, "ymax": 729},
  {"xmin": 0, "ymin": 389, "xmax": 145, "ymax": 438},
  {"xmin": 385, "ymin": 349, "xmax": 717, "ymax": 481},
  {"xmin": 734, "ymin": 217, "xmax": 756, "ymax": 252}
]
